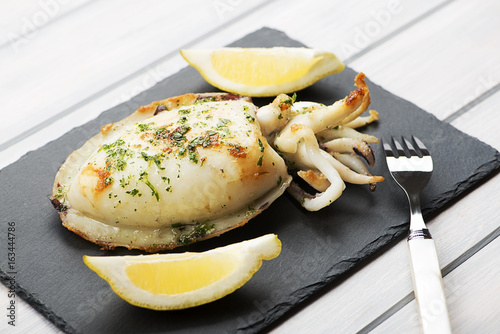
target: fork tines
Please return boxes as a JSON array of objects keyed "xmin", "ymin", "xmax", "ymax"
[{"xmin": 383, "ymin": 136, "xmax": 429, "ymax": 158}]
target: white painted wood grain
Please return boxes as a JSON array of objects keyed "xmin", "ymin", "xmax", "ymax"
[
  {"xmin": 187, "ymin": 0, "xmax": 444, "ymax": 60},
  {"xmin": 0, "ymin": 285, "xmax": 62, "ymax": 333},
  {"xmin": 350, "ymin": 0, "xmax": 500, "ymax": 121},
  {"xmin": 371, "ymin": 234, "xmax": 500, "ymax": 334},
  {"xmin": 451, "ymin": 89, "xmax": 500, "ymax": 152},
  {"xmin": 275, "ymin": 85, "xmax": 500, "ymax": 333},
  {"xmin": 271, "ymin": 173, "xmax": 500, "ymax": 333},
  {"xmin": 0, "ymin": 1, "xmax": 499, "ymax": 333},
  {"xmin": 0, "ymin": 0, "xmax": 269, "ymax": 147},
  {"xmin": 0, "ymin": 0, "xmax": 446, "ymax": 169},
  {"xmin": 272, "ymin": 84, "xmax": 500, "ymax": 333},
  {"xmin": 0, "ymin": 0, "xmax": 92, "ymax": 48}
]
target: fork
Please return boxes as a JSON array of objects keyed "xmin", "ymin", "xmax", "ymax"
[{"xmin": 383, "ymin": 136, "xmax": 452, "ymax": 334}]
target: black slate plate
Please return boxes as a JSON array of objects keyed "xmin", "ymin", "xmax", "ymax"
[{"xmin": 1, "ymin": 28, "xmax": 499, "ymax": 334}]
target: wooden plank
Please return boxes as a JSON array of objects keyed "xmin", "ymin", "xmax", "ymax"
[
  {"xmin": 275, "ymin": 88, "xmax": 500, "ymax": 333},
  {"xmin": 371, "ymin": 234, "xmax": 500, "ymax": 334},
  {"xmin": 271, "ymin": 91, "xmax": 500, "ymax": 333},
  {"xmin": 0, "ymin": 0, "xmax": 446, "ymax": 169},
  {"xmin": 349, "ymin": 0, "xmax": 500, "ymax": 121},
  {"xmin": 1, "ymin": 1, "xmax": 499, "ymax": 333},
  {"xmin": 271, "ymin": 173, "xmax": 500, "ymax": 333},
  {"xmin": 0, "ymin": 0, "xmax": 92, "ymax": 48},
  {"xmin": 0, "ymin": 284, "xmax": 62, "ymax": 333},
  {"xmin": 451, "ymin": 89, "xmax": 500, "ymax": 152},
  {"xmin": 0, "ymin": 0, "xmax": 269, "ymax": 147}
]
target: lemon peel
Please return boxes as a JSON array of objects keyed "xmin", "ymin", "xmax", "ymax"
[
  {"xmin": 83, "ymin": 234, "xmax": 281, "ymax": 310},
  {"xmin": 181, "ymin": 47, "xmax": 344, "ymax": 97}
]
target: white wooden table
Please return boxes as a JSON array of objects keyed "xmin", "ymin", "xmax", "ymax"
[{"xmin": 1, "ymin": 1, "xmax": 499, "ymax": 333}]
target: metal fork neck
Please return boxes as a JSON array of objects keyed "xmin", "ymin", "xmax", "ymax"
[{"xmin": 406, "ymin": 192, "xmax": 427, "ymax": 231}]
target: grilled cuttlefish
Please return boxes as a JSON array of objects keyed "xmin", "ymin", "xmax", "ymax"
[{"xmin": 51, "ymin": 74, "xmax": 383, "ymax": 251}]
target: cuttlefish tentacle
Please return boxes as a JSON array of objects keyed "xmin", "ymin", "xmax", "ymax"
[
  {"xmin": 331, "ymin": 152, "xmax": 381, "ymax": 191},
  {"xmin": 297, "ymin": 169, "xmax": 329, "ymax": 192},
  {"xmin": 316, "ymin": 125, "xmax": 379, "ymax": 143},
  {"xmin": 255, "ymin": 93, "xmax": 293, "ymax": 138},
  {"xmin": 285, "ymin": 74, "xmax": 369, "ymax": 134},
  {"xmin": 343, "ymin": 109, "xmax": 379, "ymax": 128},
  {"xmin": 274, "ymin": 124, "xmax": 345, "ymax": 211},
  {"xmin": 339, "ymin": 72, "xmax": 371, "ymax": 125},
  {"xmin": 322, "ymin": 138, "xmax": 376, "ymax": 166},
  {"xmin": 319, "ymin": 150, "xmax": 383, "ymax": 185},
  {"xmin": 262, "ymin": 72, "xmax": 383, "ymax": 211}
]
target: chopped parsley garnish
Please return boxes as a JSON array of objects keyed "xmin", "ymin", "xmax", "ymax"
[
  {"xmin": 104, "ymin": 176, "xmax": 113, "ymax": 186},
  {"xmin": 137, "ymin": 122, "xmax": 155, "ymax": 132},
  {"xmin": 119, "ymin": 176, "xmax": 130, "ymax": 188},
  {"xmin": 126, "ymin": 189, "xmax": 141, "ymax": 197},
  {"xmin": 100, "ymin": 139, "xmax": 131, "ymax": 172},
  {"xmin": 153, "ymin": 155, "xmax": 165, "ymax": 170},
  {"xmin": 258, "ymin": 138, "xmax": 264, "ymax": 152},
  {"xmin": 140, "ymin": 152, "xmax": 166, "ymax": 170},
  {"xmin": 187, "ymin": 134, "xmax": 213, "ymax": 151},
  {"xmin": 245, "ymin": 113, "xmax": 255, "ymax": 123},
  {"xmin": 139, "ymin": 171, "xmax": 159, "ymax": 202},
  {"xmin": 105, "ymin": 148, "xmax": 129, "ymax": 171},
  {"xmin": 154, "ymin": 127, "xmax": 169, "ymax": 140},
  {"xmin": 172, "ymin": 131, "xmax": 185, "ymax": 141},
  {"xmin": 246, "ymin": 206, "xmax": 256, "ymax": 216},
  {"xmin": 177, "ymin": 222, "xmax": 215, "ymax": 246},
  {"xmin": 187, "ymin": 136, "xmax": 204, "ymax": 150},
  {"xmin": 194, "ymin": 97, "xmax": 216, "ymax": 104},
  {"xmin": 171, "ymin": 125, "xmax": 191, "ymax": 142},
  {"xmin": 216, "ymin": 118, "xmax": 231, "ymax": 129},
  {"xmin": 188, "ymin": 151, "xmax": 198, "ymax": 164},
  {"xmin": 284, "ymin": 92, "xmax": 297, "ymax": 105},
  {"xmin": 54, "ymin": 187, "xmax": 64, "ymax": 199},
  {"xmin": 98, "ymin": 139, "xmax": 125, "ymax": 152}
]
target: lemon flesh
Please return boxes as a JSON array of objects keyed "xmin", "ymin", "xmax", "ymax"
[
  {"xmin": 181, "ymin": 47, "xmax": 344, "ymax": 97},
  {"xmin": 83, "ymin": 234, "xmax": 281, "ymax": 310},
  {"xmin": 125, "ymin": 254, "xmax": 237, "ymax": 295}
]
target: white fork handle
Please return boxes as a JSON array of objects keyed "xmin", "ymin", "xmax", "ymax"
[{"xmin": 408, "ymin": 237, "xmax": 452, "ymax": 334}]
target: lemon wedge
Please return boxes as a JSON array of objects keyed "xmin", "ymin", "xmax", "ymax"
[
  {"xmin": 83, "ymin": 234, "xmax": 281, "ymax": 310},
  {"xmin": 180, "ymin": 47, "xmax": 344, "ymax": 97}
]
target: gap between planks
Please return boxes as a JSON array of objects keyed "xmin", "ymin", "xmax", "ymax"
[
  {"xmin": 0, "ymin": 1, "xmax": 497, "ymax": 332},
  {"xmin": 444, "ymin": 81, "xmax": 500, "ymax": 123},
  {"xmin": 0, "ymin": 0, "xmax": 97, "ymax": 51},
  {"xmin": 358, "ymin": 226, "xmax": 500, "ymax": 333},
  {"xmin": 0, "ymin": 0, "xmax": 456, "ymax": 155},
  {"xmin": 0, "ymin": 0, "xmax": 278, "ymax": 154},
  {"xmin": 343, "ymin": 0, "xmax": 456, "ymax": 65}
]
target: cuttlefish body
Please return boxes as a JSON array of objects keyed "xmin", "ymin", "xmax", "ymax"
[{"xmin": 51, "ymin": 73, "xmax": 383, "ymax": 251}]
